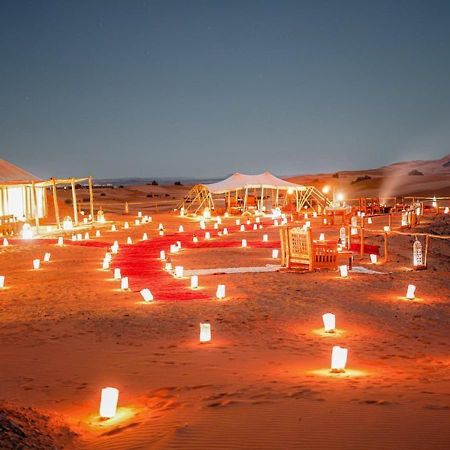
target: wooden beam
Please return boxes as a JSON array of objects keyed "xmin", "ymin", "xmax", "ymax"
[
  {"xmin": 71, "ymin": 178, "xmax": 79, "ymax": 226},
  {"xmin": 31, "ymin": 181, "xmax": 40, "ymax": 232},
  {"xmin": 88, "ymin": 176, "xmax": 94, "ymax": 222},
  {"xmin": 51, "ymin": 178, "xmax": 61, "ymax": 229}
]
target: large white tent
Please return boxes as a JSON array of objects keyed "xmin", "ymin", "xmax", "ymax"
[{"xmin": 179, "ymin": 171, "xmax": 330, "ymax": 215}]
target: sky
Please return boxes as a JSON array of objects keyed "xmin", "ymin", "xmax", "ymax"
[{"xmin": 1, "ymin": 0, "xmax": 449, "ymax": 180}]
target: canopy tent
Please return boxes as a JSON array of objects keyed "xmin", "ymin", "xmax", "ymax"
[{"xmin": 179, "ymin": 171, "xmax": 330, "ymax": 215}]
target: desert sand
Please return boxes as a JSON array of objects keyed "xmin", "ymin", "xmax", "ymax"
[{"xmin": 1, "ymin": 162, "xmax": 450, "ymax": 450}]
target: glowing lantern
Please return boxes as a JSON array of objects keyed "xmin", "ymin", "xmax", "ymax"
[
  {"xmin": 33, "ymin": 259, "xmax": 40, "ymax": 270},
  {"xmin": 84, "ymin": 232, "xmax": 90, "ymax": 240},
  {"xmin": 99, "ymin": 387, "xmax": 119, "ymax": 419},
  {"xmin": 203, "ymin": 208, "xmax": 211, "ymax": 219},
  {"xmin": 263, "ymin": 234, "xmax": 268, "ymax": 242},
  {"xmin": 76, "ymin": 233, "xmax": 83, "ymax": 241},
  {"xmin": 174, "ymin": 266, "xmax": 184, "ymax": 278},
  {"xmin": 216, "ymin": 284, "xmax": 226, "ymax": 299},
  {"xmin": 444, "ymin": 207, "xmax": 449, "ymax": 214},
  {"xmin": 134, "ymin": 219, "xmax": 140, "ymax": 226},
  {"xmin": 127, "ymin": 237, "xmax": 132, "ymax": 245},
  {"xmin": 339, "ymin": 265, "xmax": 348, "ymax": 278},
  {"xmin": 351, "ymin": 216, "xmax": 357, "ymax": 227},
  {"xmin": 336, "ymin": 193, "xmax": 344, "ymax": 203},
  {"xmin": 159, "ymin": 230, "xmax": 164, "ymax": 236},
  {"xmin": 83, "ymin": 217, "xmax": 88, "ymax": 224},
  {"xmin": 413, "ymin": 239, "xmax": 423, "ymax": 268},
  {"xmin": 223, "ymin": 228, "xmax": 228, "ymax": 235},
  {"xmin": 256, "ymin": 217, "xmax": 260, "ymax": 223},
  {"xmin": 216, "ymin": 216, "xmax": 222, "ymax": 224},
  {"xmin": 370, "ymin": 254, "xmax": 378, "ymax": 264},
  {"xmin": 253, "ymin": 224, "xmax": 257, "ymax": 230},
  {"xmin": 241, "ymin": 239, "xmax": 247, "ymax": 248},
  {"xmin": 432, "ymin": 196, "xmax": 437, "ymax": 208},
  {"xmin": 319, "ymin": 233, "xmax": 325, "ymax": 241},
  {"xmin": 102, "ymin": 259, "xmax": 109, "ymax": 270},
  {"xmin": 160, "ymin": 250, "xmax": 166, "ymax": 260},
  {"xmin": 351, "ymin": 227, "xmax": 357, "ymax": 235},
  {"xmin": 331, "ymin": 346, "xmax": 348, "ymax": 372},
  {"xmin": 224, "ymin": 212, "xmax": 229, "ymax": 218},
  {"xmin": 274, "ymin": 219, "xmax": 279, "ymax": 227},
  {"xmin": 121, "ymin": 277, "xmax": 129, "ymax": 290},
  {"xmin": 200, "ymin": 220, "xmax": 206, "ymax": 230},
  {"xmin": 111, "ymin": 225, "xmax": 117, "ymax": 232},
  {"xmin": 199, "ymin": 323, "xmax": 211, "ymax": 343},
  {"xmin": 367, "ymin": 217, "xmax": 372, "ymax": 224},
  {"xmin": 180, "ymin": 207, "xmax": 185, "ymax": 217},
  {"xmin": 235, "ymin": 219, "xmax": 240, "ymax": 226},
  {"xmin": 138, "ymin": 211, "xmax": 142, "ymax": 218},
  {"xmin": 323, "ymin": 218, "xmax": 328, "ymax": 225},
  {"xmin": 384, "ymin": 226, "xmax": 390, "ymax": 232},
  {"xmin": 313, "ymin": 212, "xmax": 317, "ymax": 218},
  {"xmin": 179, "ymin": 225, "xmax": 184, "ymax": 232},
  {"xmin": 401, "ymin": 212, "xmax": 408, "ymax": 227},
  {"xmin": 305, "ymin": 221, "xmax": 311, "ymax": 228},
  {"xmin": 406, "ymin": 284, "xmax": 416, "ymax": 300},
  {"xmin": 205, "ymin": 232, "xmax": 211, "ymax": 240},
  {"xmin": 124, "ymin": 222, "xmax": 129, "ymax": 229},
  {"xmin": 240, "ymin": 224, "xmax": 245, "ymax": 232},
  {"xmin": 0, "ymin": 276, "xmax": 5, "ymax": 288},
  {"xmin": 3, "ymin": 238, "xmax": 8, "ymax": 246},
  {"xmin": 44, "ymin": 252, "xmax": 51, "ymax": 262},
  {"xmin": 165, "ymin": 262, "xmax": 172, "ymax": 271},
  {"xmin": 142, "ymin": 233, "xmax": 148, "ymax": 241},
  {"xmin": 272, "ymin": 249, "xmax": 279, "ymax": 259},
  {"xmin": 114, "ymin": 268, "xmax": 121, "ymax": 280},
  {"xmin": 140, "ymin": 288, "xmax": 154, "ymax": 302},
  {"xmin": 62, "ymin": 217, "xmax": 73, "ymax": 231},
  {"xmin": 158, "ymin": 223, "xmax": 164, "ymax": 231},
  {"xmin": 193, "ymin": 235, "xmax": 199, "ymax": 243},
  {"xmin": 170, "ymin": 244, "xmax": 179, "ymax": 254},
  {"xmin": 190, "ymin": 275, "xmax": 198, "ymax": 289},
  {"xmin": 322, "ymin": 313, "xmax": 336, "ymax": 333},
  {"xmin": 96, "ymin": 230, "xmax": 101, "ymax": 237},
  {"xmin": 71, "ymin": 234, "xmax": 76, "ymax": 241},
  {"xmin": 176, "ymin": 241, "xmax": 182, "ymax": 249},
  {"xmin": 22, "ymin": 223, "xmax": 33, "ymax": 240}
]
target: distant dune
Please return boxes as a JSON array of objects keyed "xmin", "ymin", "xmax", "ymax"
[{"xmin": 287, "ymin": 154, "xmax": 450, "ymax": 198}]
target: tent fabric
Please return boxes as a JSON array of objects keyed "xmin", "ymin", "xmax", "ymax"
[
  {"xmin": 0, "ymin": 159, "xmax": 41, "ymax": 184},
  {"xmin": 203, "ymin": 172, "xmax": 304, "ymax": 194}
]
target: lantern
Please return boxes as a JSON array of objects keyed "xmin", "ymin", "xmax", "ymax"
[
  {"xmin": 114, "ymin": 268, "xmax": 121, "ymax": 280},
  {"xmin": 160, "ymin": 250, "xmax": 166, "ymax": 260},
  {"xmin": 44, "ymin": 252, "xmax": 51, "ymax": 262},
  {"xmin": 351, "ymin": 227, "xmax": 357, "ymax": 235},
  {"xmin": 272, "ymin": 249, "xmax": 279, "ymax": 258},
  {"xmin": 224, "ymin": 212, "xmax": 229, "ymax": 218},
  {"xmin": 71, "ymin": 234, "xmax": 76, "ymax": 241},
  {"xmin": 176, "ymin": 241, "xmax": 182, "ymax": 249},
  {"xmin": 240, "ymin": 224, "xmax": 245, "ymax": 232},
  {"xmin": 193, "ymin": 235, "xmax": 199, "ymax": 243},
  {"xmin": 322, "ymin": 313, "xmax": 335, "ymax": 333},
  {"xmin": 179, "ymin": 225, "xmax": 184, "ymax": 232},
  {"xmin": 331, "ymin": 346, "xmax": 348, "ymax": 372},
  {"xmin": 246, "ymin": 219, "xmax": 251, "ymax": 225},
  {"xmin": 253, "ymin": 224, "xmax": 258, "ymax": 230},
  {"xmin": 351, "ymin": 216, "xmax": 357, "ymax": 227},
  {"xmin": 124, "ymin": 222, "xmax": 129, "ymax": 229},
  {"xmin": 138, "ymin": 211, "xmax": 142, "ymax": 218},
  {"xmin": 263, "ymin": 234, "xmax": 268, "ymax": 242},
  {"xmin": 203, "ymin": 208, "xmax": 211, "ymax": 219},
  {"xmin": 84, "ymin": 232, "xmax": 90, "ymax": 240},
  {"xmin": 241, "ymin": 239, "xmax": 247, "ymax": 248},
  {"xmin": 445, "ymin": 207, "xmax": 449, "ymax": 214},
  {"xmin": 406, "ymin": 284, "xmax": 416, "ymax": 300},
  {"xmin": 323, "ymin": 218, "xmax": 328, "ymax": 225},
  {"xmin": 76, "ymin": 233, "xmax": 83, "ymax": 241},
  {"xmin": 413, "ymin": 239, "xmax": 423, "ymax": 268},
  {"xmin": 57, "ymin": 237, "xmax": 63, "ymax": 246},
  {"xmin": 216, "ymin": 216, "xmax": 222, "ymax": 225},
  {"xmin": 62, "ymin": 217, "xmax": 73, "ymax": 231},
  {"xmin": 274, "ymin": 219, "xmax": 279, "ymax": 227},
  {"xmin": 121, "ymin": 277, "xmax": 129, "ymax": 290},
  {"xmin": 174, "ymin": 266, "xmax": 184, "ymax": 278},
  {"xmin": 33, "ymin": 259, "xmax": 40, "ymax": 270},
  {"xmin": 235, "ymin": 219, "xmax": 240, "ymax": 226},
  {"xmin": 159, "ymin": 230, "xmax": 164, "ymax": 236},
  {"xmin": 199, "ymin": 323, "xmax": 211, "ymax": 343},
  {"xmin": 205, "ymin": 232, "xmax": 211, "ymax": 240},
  {"xmin": 339, "ymin": 227, "xmax": 346, "ymax": 248},
  {"xmin": 96, "ymin": 230, "xmax": 101, "ymax": 237},
  {"xmin": 190, "ymin": 275, "xmax": 199, "ymax": 289},
  {"xmin": 216, "ymin": 284, "xmax": 226, "ymax": 299},
  {"xmin": 0, "ymin": 276, "xmax": 5, "ymax": 288},
  {"xmin": 140, "ymin": 288, "xmax": 154, "ymax": 302},
  {"xmin": 102, "ymin": 259, "xmax": 109, "ymax": 270},
  {"xmin": 432, "ymin": 196, "xmax": 437, "ymax": 208},
  {"xmin": 180, "ymin": 207, "xmax": 185, "ymax": 217},
  {"xmin": 158, "ymin": 223, "xmax": 164, "ymax": 231},
  {"xmin": 256, "ymin": 217, "xmax": 260, "ymax": 223},
  {"xmin": 370, "ymin": 254, "xmax": 378, "ymax": 264},
  {"xmin": 367, "ymin": 217, "xmax": 372, "ymax": 224},
  {"xmin": 200, "ymin": 220, "xmax": 206, "ymax": 230},
  {"xmin": 99, "ymin": 387, "xmax": 119, "ymax": 419},
  {"xmin": 22, "ymin": 223, "xmax": 33, "ymax": 240},
  {"xmin": 127, "ymin": 237, "xmax": 132, "ymax": 245},
  {"xmin": 3, "ymin": 238, "xmax": 8, "ymax": 246},
  {"xmin": 384, "ymin": 226, "xmax": 390, "ymax": 232},
  {"xmin": 165, "ymin": 262, "xmax": 173, "ymax": 271},
  {"xmin": 401, "ymin": 212, "xmax": 408, "ymax": 227},
  {"xmin": 170, "ymin": 244, "xmax": 179, "ymax": 254},
  {"xmin": 111, "ymin": 225, "xmax": 117, "ymax": 232},
  {"xmin": 304, "ymin": 213, "xmax": 308, "ymax": 219},
  {"xmin": 319, "ymin": 233, "xmax": 325, "ymax": 241},
  {"xmin": 339, "ymin": 265, "xmax": 348, "ymax": 278},
  {"xmin": 134, "ymin": 219, "xmax": 140, "ymax": 226},
  {"xmin": 142, "ymin": 233, "xmax": 148, "ymax": 241},
  {"xmin": 223, "ymin": 228, "xmax": 228, "ymax": 235},
  {"xmin": 313, "ymin": 212, "xmax": 317, "ymax": 218}
]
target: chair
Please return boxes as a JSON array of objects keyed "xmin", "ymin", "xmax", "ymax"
[{"xmin": 280, "ymin": 226, "xmax": 343, "ymax": 271}]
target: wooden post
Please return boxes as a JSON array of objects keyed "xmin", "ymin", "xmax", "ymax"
[
  {"xmin": 71, "ymin": 178, "xmax": 79, "ymax": 226},
  {"xmin": 31, "ymin": 181, "xmax": 40, "ymax": 233},
  {"xmin": 388, "ymin": 213, "xmax": 392, "ymax": 230},
  {"xmin": 384, "ymin": 232, "xmax": 389, "ymax": 263},
  {"xmin": 51, "ymin": 178, "xmax": 61, "ymax": 229},
  {"xmin": 88, "ymin": 176, "xmax": 94, "ymax": 222},
  {"xmin": 424, "ymin": 234, "xmax": 430, "ymax": 268},
  {"xmin": 360, "ymin": 222, "xmax": 364, "ymax": 257}
]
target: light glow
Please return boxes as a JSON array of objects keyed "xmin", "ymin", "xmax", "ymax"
[
  {"xmin": 406, "ymin": 284, "xmax": 416, "ymax": 300},
  {"xmin": 99, "ymin": 387, "xmax": 119, "ymax": 419},
  {"xmin": 331, "ymin": 346, "xmax": 348, "ymax": 372},
  {"xmin": 322, "ymin": 313, "xmax": 336, "ymax": 333},
  {"xmin": 199, "ymin": 323, "xmax": 211, "ymax": 343},
  {"xmin": 140, "ymin": 288, "xmax": 153, "ymax": 302},
  {"xmin": 216, "ymin": 284, "xmax": 226, "ymax": 299}
]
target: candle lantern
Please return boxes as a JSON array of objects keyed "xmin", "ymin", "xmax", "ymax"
[
  {"xmin": 240, "ymin": 224, "xmax": 245, "ymax": 232},
  {"xmin": 121, "ymin": 277, "xmax": 129, "ymax": 290},
  {"xmin": 111, "ymin": 225, "xmax": 116, "ymax": 232},
  {"xmin": 62, "ymin": 217, "xmax": 73, "ymax": 231},
  {"xmin": 331, "ymin": 346, "xmax": 348, "ymax": 372},
  {"xmin": 127, "ymin": 237, "xmax": 132, "ymax": 244},
  {"xmin": 124, "ymin": 222, "xmax": 129, "ymax": 229},
  {"xmin": 256, "ymin": 217, "xmax": 260, "ymax": 223},
  {"xmin": 214, "ymin": 223, "xmax": 219, "ymax": 230},
  {"xmin": 263, "ymin": 234, "xmax": 268, "ymax": 242},
  {"xmin": 351, "ymin": 216, "xmax": 357, "ymax": 227},
  {"xmin": 99, "ymin": 387, "xmax": 119, "ymax": 419},
  {"xmin": 413, "ymin": 239, "xmax": 424, "ymax": 269},
  {"xmin": 165, "ymin": 261, "xmax": 173, "ymax": 271},
  {"xmin": 190, "ymin": 275, "xmax": 199, "ymax": 289},
  {"xmin": 216, "ymin": 216, "xmax": 222, "ymax": 225},
  {"xmin": 84, "ymin": 232, "xmax": 89, "ymax": 240},
  {"xmin": 205, "ymin": 232, "xmax": 211, "ymax": 240},
  {"xmin": 102, "ymin": 259, "xmax": 109, "ymax": 270},
  {"xmin": 246, "ymin": 219, "xmax": 251, "ymax": 225},
  {"xmin": 370, "ymin": 254, "xmax": 378, "ymax": 264},
  {"xmin": 319, "ymin": 233, "xmax": 325, "ymax": 241},
  {"xmin": 313, "ymin": 212, "xmax": 317, "ymax": 218},
  {"xmin": 272, "ymin": 249, "xmax": 279, "ymax": 258},
  {"xmin": 174, "ymin": 266, "xmax": 184, "ymax": 278},
  {"xmin": 96, "ymin": 230, "xmax": 101, "ymax": 237},
  {"xmin": 216, "ymin": 284, "xmax": 226, "ymax": 299},
  {"xmin": 160, "ymin": 250, "xmax": 166, "ymax": 260},
  {"xmin": 444, "ymin": 207, "xmax": 449, "ymax": 214},
  {"xmin": 200, "ymin": 220, "xmax": 206, "ymax": 230},
  {"xmin": 114, "ymin": 268, "xmax": 121, "ymax": 280},
  {"xmin": 140, "ymin": 288, "xmax": 154, "ymax": 302},
  {"xmin": 223, "ymin": 228, "xmax": 228, "ymax": 235},
  {"xmin": 323, "ymin": 218, "xmax": 328, "ymax": 225},
  {"xmin": 57, "ymin": 237, "xmax": 63, "ymax": 246},
  {"xmin": 241, "ymin": 239, "xmax": 247, "ymax": 248},
  {"xmin": 176, "ymin": 241, "xmax": 182, "ymax": 249},
  {"xmin": 3, "ymin": 238, "xmax": 8, "ymax": 246},
  {"xmin": 134, "ymin": 219, "xmax": 140, "ymax": 226},
  {"xmin": 367, "ymin": 217, "xmax": 372, "ymax": 224},
  {"xmin": 44, "ymin": 252, "xmax": 51, "ymax": 262},
  {"xmin": 339, "ymin": 265, "xmax": 348, "ymax": 278},
  {"xmin": 33, "ymin": 259, "xmax": 40, "ymax": 270},
  {"xmin": 159, "ymin": 230, "xmax": 164, "ymax": 236},
  {"xmin": 235, "ymin": 219, "xmax": 240, "ymax": 226},
  {"xmin": 142, "ymin": 233, "xmax": 148, "ymax": 241},
  {"xmin": 322, "ymin": 313, "xmax": 336, "ymax": 333},
  {"xmin": 401, "ymin": 212, "xmax": 408, "ymax": 227},
  {"xmin": 199, "ymin": 323, "xmax": 211, "ymax": 343},
  {"xmin": 384, "ymin": 226, "xmax": 390, "ymax": 232},
  {"xmin": 193, "ymin": 235, "xmax": 199, "ymax": 243},
  {"xmin": 179, "ymin": 225, "xmax": 184, "ymax": 232},
  {"xmin": 0, "ymin": 275, "xmax": 5, "ymax": 288},
  {"xmin": 203, "ymin": 208, "xmax": 211, "ymax": 219},
  {"xmin": 138, "ymin": 211, "xmax": 142, "ymax": 218},
  {"xmin": 406, "ymin": 284, "xmax": 416, "ymax": 300},
  {"xmin": 274, "ymin": 219, "xmax": 279, "ymax": 227},
  {"xmin": 76, "ymin": 233, "xmax": 83, "ymax": 241},
  {"xmin": 253, "ymin": 224, "xmax": 258, "ymax": 230}
]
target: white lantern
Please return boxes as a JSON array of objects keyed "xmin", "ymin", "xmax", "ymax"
[
  {"xmin": 384, "ymin": 226, "xmax": 390, "ymax": 232},
  {"xmin": 313, "ymin": 212, "xmax": 317, "ymax": 218},
  {"xmin": 432, "ymin": 196, "xmax": 437, "ymax": 208},
  {"xmin": 200, "ymin": 220, "xmax": 206, "ymax": 230},
  {"xmin": 444, "ymin": 207, "xmax": 449, "ymax": 214},
  {"xmin": 179, "ymin": 225, "xmax": 184, "ymax": 232},
  {"xmin": 339, "ymin": 265, "xmax": 348, "ymax": 278},
  {"xmin": 322, "ymin": 313, "xmax": 336, "ymax": 332},
  {"xmin": 176, "ymin": 241, "xmax": 182, "ymax": 249},
  {"xmin": 339, "ymin": 227, "xmax": 346, "ymax": 248},
  {"xmin": 246, "ymin": 219, "xmax": 251, "ymax": 225},
  {"xmin": 44, "ymin": 252, "xmax": 51, "ymax": 262},
  {"xmin": 370, "ymin": 254, "xmax": 378, "ymax": 264},
  {"xmin": 274, "ymin": 219, "xmax": 279, "ymax": 227},
  {"xmin": 102, "ymin": 259, "xmax": 109, "ymax": 270},
  {"xmin": 104, "ymin": 252, "xmax": 112, "ymax": 263},
  {"xmin": 134, "ymin": 219, "xmax": 140, "ymax": 226},
  {"xmin": 3, "ymin": 238, "xmax": 9, "ymax": 246},
  {"xmin": 140, "ymin": 288, "xmax": 154, "ymax": 302},
  {"xmin": 84, "ymin": 232, "xmax": 90, "ymax": 240},
  {"xmin": 127, "ymin": 237, "xmax": 132, "ymax": 245},
  {"xmin": 256, "ymin": 217, "xmax": 260, "ymax": 223},
  {"xmin": 190, "ymin": 275, "xmax": 198, "ymax": 289},
  {"xmin": 319, "ymin": 233, "xmax": 325, "ymax": 241},
  {"xmin": 71, "ymin": 234, "xmax": 76, "ymax": 241},
  {"xmin": 160, "ymin": 250, "xmax": 166, "ymax": 260},
  {"xmin": 401, "ymin": 212, "xmax": 408, "ymax": 227},
  {"xmin": 111, "ymin": 224, "xmax": 117, "ymax": 232},
  {"xmin": 216, "ymin": 216, "xmax": 222, "ymax": 224},
  {"xmin": 235, "ymin": 219, "xmax": 240, "ymax": 226},
  {"xmin": 240, "ymin": 224, "xmax": 245, "ymax": 232},
  {"xmin": 203, "ymin": 208, "xmax": 211, "ymax": 219},
  {"xmin": 62, "ymin": 217, "xmax": 73, "ymax": 231},
  {"xmin": 0, "ymin": 276, "xmax": 5, "ymax": 288},
  {"xmin": 142, "ymin": 233, "xmax": 148, "ymax": 241},
  {"xmin": 99, "ymin": 387, "xmax": 119, "ymax": 419},
  {"xmin": 158, "ymin": 223, "xmax": 164, "ymax": 231},
  {"xmin": 241, "ymin": 239, "xmax": 247, "ymax": 248},
  {"xmin": 77, "ymin": 233, "xmax": 83, "ymax": 241},
  {"xmin": 22, "ymin": 223, "xmax": 33, "ymax": 240},
  {"xmin": 331, "ymin": 346, "xmax": 348, "ymax": 372},
  {"xmin": 124, "ymin": 222, "xmax": 129, "ymax": 229},
  {"xmin": 159, "ymin": 230, "xmax": 164, "ymax": 236},
  {"xmin": 272, "ymin": 249, "xmax": 279, "ymax": 258},
  {"xmin": 114, "ymin": 268, "xmax": 121, "ymax": 280},
  {"xmin": 263, "ymin": 234, "xmax": 268, "ymax": 242},
  {"xmin": 351, "ymin": 227, "xmax": 357, "ymax": 235},
  {"xmin": 33, "ymin": 259, "xmax": 40, "ymax": 270},
  {"xmin": 57, "ymin": 237, "xmax": 64, "ymax": 246},
  {"xmin": 138, "ymin": 211, "xmax": 142, "ymax": 218},
  {"xmin": 224, "ymin": 212, "xmax": 229, "ymax": 218},
  {"xmin": 170, "ymin": 244, "xmax": 179, "ymax": 254},
  {"xmin": 351, "ymin": 216, "xmax": 357, "ymax": 227},
  {"xmin": 413, "ymin": 239, "xmax": 423, "ymax": 268},
  {"xmin": 367, "ymin": 217, "xmax": 372, "ymax": 224},
  {"xmin": 121, "ymin": 277, "xmax": 129, "ymax": 290},
  {"xmin": 180, "ymin": 207, "xmax": 185, "ymax": 217},
  {"xmin": 193, "ymin": 235, "xmax": 199, "ymax": 243},
  {"xmin": 199, "ymin": 323, "xmax": 211, "ymax": 343},
  {"xmin": 223, "ymin": 228, "xmax": 228, "ymax": 235},
  {"xmin": 174, "ymin": 266, "xmax": 184, "ymax": 278},
  {"xmin": 205, "ymin": 232, "xmax": 211, "ymax": 240},
  {"xmin": 406, "ymin": 284, "xmax": 416, "ymax": 300},
  {"xmin": 214, "ymin": 223, "xmax": 219, "ymax": 230},
  {"xmin": 216, "ymin": 284, "xmax": 226, "ymax": 299},
  {"xmin": 323, "ymin": 218, "xmax": 328, "ymax": 225},
  {"xmin": 96, "ymin": 230, "xmax": 101, "ymax": 237}
]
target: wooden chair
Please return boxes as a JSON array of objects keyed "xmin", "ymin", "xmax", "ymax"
[{"xmin": 280, "ymin": 226, "xmax": 342, "ymax": 271}]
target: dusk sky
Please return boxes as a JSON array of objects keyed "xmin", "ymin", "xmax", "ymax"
[{"xmin": 1, "ymin": 0, "xmax": 449, "ymax": 180}]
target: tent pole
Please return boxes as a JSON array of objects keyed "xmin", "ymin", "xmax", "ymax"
[
  {"xmin": 51, "ymin": 178, "xmax": 61, "ymax": 229},
  {"xmin": 71, "ymin": 178, "xmax": 79, "ymax": 226},
  {"xmin": 31, "ymin": 181, "xmax": 40, "ymax": 233},
  {"xmin": 88, "ymin": 176, "xmax": 94, "ymax": 222}
]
